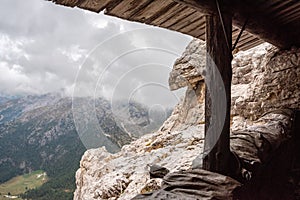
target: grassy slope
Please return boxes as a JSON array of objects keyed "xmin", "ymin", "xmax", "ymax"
[{"xmin": 0, "ymin": 170, "xmax": 47, "ymax": 200}]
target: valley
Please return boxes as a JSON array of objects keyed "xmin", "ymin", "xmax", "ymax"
[
  {"xmin": 0, "ymin": 93, "xmax": 170, "ymax": 199},
  {"xmin": 0, "ymin": 170, "xmax": 47, "ymax": 200}
]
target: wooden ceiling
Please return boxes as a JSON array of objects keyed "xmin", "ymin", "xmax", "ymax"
[{"xmin": 51, "ymin": 0, "xmax": 300, "ymax": 51}]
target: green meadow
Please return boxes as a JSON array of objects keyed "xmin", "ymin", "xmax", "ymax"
[{"xmin": 0, "ymin": 170, "xmax": 47, "ymax": 200}]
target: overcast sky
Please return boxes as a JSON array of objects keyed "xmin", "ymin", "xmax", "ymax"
[{"xmin": 0, "ymin": 0, "xmax": 192, "ymax": 107}]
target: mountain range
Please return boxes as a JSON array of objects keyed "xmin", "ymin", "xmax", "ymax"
[{"xmin": 0, "ymin": 93, "xmax": 170, "ymax": 199}]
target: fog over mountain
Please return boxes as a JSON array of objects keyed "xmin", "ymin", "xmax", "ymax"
[
  {"xmin": 0, "ymin": 1, "xmax": 192, "ymax": 199},
  {"xmin": 0, "ymin": 0, "xmax": 191, "ymax": 109}
]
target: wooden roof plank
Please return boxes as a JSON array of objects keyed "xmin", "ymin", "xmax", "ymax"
[
  {"xmin": 169, "ymin": 11, "xmax": 203, "ymax": 30},
  {"xmin": 240, "ymin": 39, "xmax": 264, "ymax": 50},
  {"xmin": 105, "ymin": 0, "xmax": 153, "ymax": 19},
  {"xmin": 276, "ymin": 3, "xmax": 300, "ymax": 24},
  {"xmin": 263, "ymin": 0, "xmax": 293, "ymax": 12},
  {"xmin": 77, "ymin": 0, "xmax": 114, "ymax": 13},
  {"xmin": 51, "ymin": 0, "xmax": 300, "ymax": 50},
  {"xmin": 143, "ymin": 1, "xmax": 179, "ymax": 24},
  {"xmin": 232, "ymin": 27, "xmax": 239, "ymax": 32},
  {"xmin": 272, "ymin": 0, "xmax": 300, "ymax": 17},
  {"xmin": 130, "ymin": 0, "xmax": 176, "ymax": 23},
  {"xmin": 283, "ymin": 14, "xmax": 300, "ymax": 25},
  {"xmin": 259, "ymin": 0, "xmax": 287, "ymax": 9},
  {"xmin": 237, "ymin": 36, "xmax": 261, "ymax": 49},
  {"xmin": 175, "ymin": 0, "xmax": 299, "ymax": 48},
  {"xmin": 198, "ymin": 33, "xmax": 205, "ymax": 40},
  {"xmin": 179, "ymin": 21, "xmax": 204, "ymax": 36},
  {"xmin": 229, "ymin": 28, "xmax": 259, "ymax": 50},
  {"xmin": 52, "ymin": 0, "xmax": 80, "ymax": 7},
  {"xmin": 186, "ymin": 23, "xmax": 205, "ymax": 38},
  {"xmin": 150, "ymin": 3, "xmax": 187, "ymax": 25},
  {"xmin": 232, "ymin": 28, "xmax": 241, "ymax": 39},
  {"xmin": 159, "ymin": 7, "xmax": 197, "ymax": 28},
  {"xmin": 237, "ymin": 33, "xmax": 256, "ymax": 42},
  {"xmin": 178, "ymin": 16, "xmax": 205, "ymax": 34},
  {"xmin": 188, "ymin": 29, "xmax": 203, "ymax": 38}
]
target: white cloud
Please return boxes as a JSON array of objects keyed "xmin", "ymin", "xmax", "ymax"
[
  {"xmin": 0, "ymin": 34, "xmax": 32, "ymax": 62},
  {"xmin": 0, "ymin": 0, "xmax": 192, "ymax": 108},
  {"xmin": 59, "ymin": 45, "xmax": 87, "ymax": 62},
  {"xmin": 0, "ymin": 62, "xmax": 32, "ymax": 94}
]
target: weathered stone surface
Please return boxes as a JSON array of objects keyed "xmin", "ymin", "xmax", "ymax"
[
  {"xmin": 74, "ymin": 103, "xmax": 205, "ymax": 200},
  {"xmin": 73, "ymin": 40, "xmax": 300, "ymax": 200},
  {"xmin": 73, "ymin": 71, "xmax": 206, "ymax": 199},
  {"xmin": 169, "ymin": 38, "xmax": 205, "ymax": 91},
  {"xmin": 169, "ymin": 39, "xmax": 300, "ymax": 121},
  {"xmin": 75, "ymin": 112, "xmax": 294, "ymax": 200},
  {"xmin": 232, "ymin": 44, "xmax": 300, "ymax": 120},
  {"xmin": 161, "ymin": 83, "xmax": 205, "ymax": 133}
]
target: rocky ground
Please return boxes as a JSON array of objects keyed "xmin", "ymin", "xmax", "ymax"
[{"xmin": 73, "ymin": 40, "xmax": 300, "ymax": 200}]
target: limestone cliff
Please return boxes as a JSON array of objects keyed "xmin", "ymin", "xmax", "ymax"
[{"xmin": 73, "ymin": 39, "xmax": 300, "ymax": 200}]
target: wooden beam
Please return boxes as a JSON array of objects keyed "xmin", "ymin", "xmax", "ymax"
[
  {"xmin": 172, "ymin": 0, "xmax": 219, "ymax": 14},
  {"xmin": 232, "ymin": 13, "xmax": 292, "ymax": 49},
  {"xmin": 173, "ymin": 0, "xmax": 298, "ymax": 48},
  {"xmin": 203, "ymin": 11, "xmax": 232, "ymax": 175}
]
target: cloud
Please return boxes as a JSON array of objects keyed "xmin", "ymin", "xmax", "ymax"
[{"xmin": 0, "ymin": 0, "xmax": 192, "ymax": 107}]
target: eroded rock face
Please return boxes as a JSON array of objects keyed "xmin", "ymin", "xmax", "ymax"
[
  {"xmin": 74, "ymin": 126, "xmax": 205, "ymax": 200},
  {"xmin": 73, "ymin": 40, "xmax": 300, "ymax": 200},
  {"xmin": 161, "ymin": 83, "xmax": 205, "ymax": 133},
  {"xmin": 169, "ymin": 39, "xmax": 205, "ymax": 91},
  {"xmin": 232, "ymin": 45, "xmax": 300, "ymax": 120},
  {"xmin": 73, "ymin": 77, "xmax": 206, "ymax": 200},
  {"xmin": 169, "ymin": 40, "xmax": 300, "ymax": 120},
  {"xmin": 74, "ymin": 79, "xmax": 206, "ymax": 199}
]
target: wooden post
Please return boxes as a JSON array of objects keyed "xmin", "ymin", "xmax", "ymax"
[{"xmin": 203, "ymin": 11, "xmax": 232, "ymax": 176}]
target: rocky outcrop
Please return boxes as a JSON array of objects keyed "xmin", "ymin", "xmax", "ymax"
[
  {"xmin": 232, "ymin": 45, "xmax": 300, "ymax": 120},
  {"xmin": 74, "ymin": 40, "xmax": 300, "ymax": 200},
  {"xmin": 169, "ymin": 39, "xmax": 205, "ymax": 91},
  {"xmin": 74, "ymin": 126, "xmax": 205, "ymax": 199},
  {"xmin": 170, "ymin": 39, "xmax": 300, "ymax": 121}
]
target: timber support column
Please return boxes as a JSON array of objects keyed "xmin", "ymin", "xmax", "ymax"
[{"xmin": 203, "ymin": 9, "xmax": 233, "ymax": 176}]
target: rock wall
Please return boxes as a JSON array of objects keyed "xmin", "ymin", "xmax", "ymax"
[
  {"xmin": 73, "ymin": 39, "xmax": 300, "ymax": 200},
  {"xmin": 169, "ymin": 38, "xmax": 300, "ymax": 121},
  {"xmin": 232, "ymin": 44, "xmax": 300, "ymax": 120},
  {"xmin": 168, "ymin": 39, "xmax": 205, "ymax": 91},
  {"xmin": 74, "ymin": 125, "xmax": 205, "ymax": 200}
]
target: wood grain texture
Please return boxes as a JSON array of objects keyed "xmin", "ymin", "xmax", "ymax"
[
  {"xmin": 160, "ymin": 7, "xmax": 196, "ymax": 28},
  {"xmin": 150, "ymin": 3, "xmax": 187, "ymax": 25},
  {"xmin": 203, "ymin": 13, "xmax": 233, "ymax": 176},
  {"xmin": 105, "ymin": 0, "xmax": 152, "ymax": 19},
  {"xmin": 169, "ymin": 11, "xmax": 203, "ymax": 30},
  {"xmin": 78, "ymin": 0, "xmax": 113, "ymax": 12},
  {"xmin": 53, "ymin": 0, "xmax": 80, "ymax": 7},
  {"xmin": 51, "ymin": 0, "xmax": 300, "ymax": 50},
  {"xmin": 130, "ymin": 0, "xmax": 175, "ymax": 23},
  {"xmin": 178, "ymin": 16, "xmax": 205, "ymax": 35}
]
